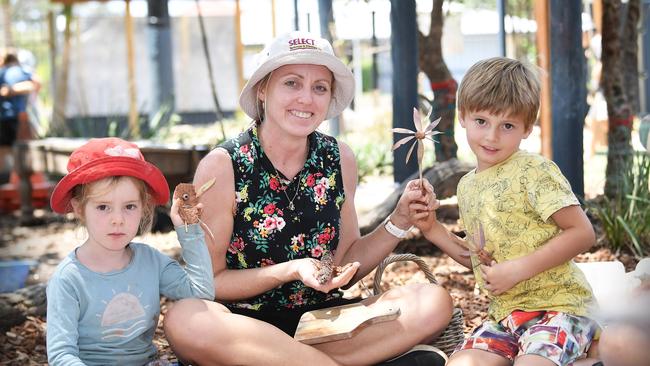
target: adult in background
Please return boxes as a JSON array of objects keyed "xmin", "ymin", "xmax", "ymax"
[
  {"xmin": 0, "ymin": 49, "xmax": 40, "ymax": 183},
  {"xmin": 164, "ymin": 31, "xmax": 453, "ymax": 366}
]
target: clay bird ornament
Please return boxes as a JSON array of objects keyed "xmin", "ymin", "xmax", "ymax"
[{"xmin": 173, "ymin": 178, "xmax": 216, "ymax": 239}]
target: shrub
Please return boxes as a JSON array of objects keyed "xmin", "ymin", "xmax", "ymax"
[{"xmin": 590, "ymin": 151, "xmax": 650, "ymax": 258}]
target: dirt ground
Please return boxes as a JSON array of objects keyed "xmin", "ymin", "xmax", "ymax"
[{"xmin": 0, "ymin": 207, "xmax": 637, "ymax": 365}]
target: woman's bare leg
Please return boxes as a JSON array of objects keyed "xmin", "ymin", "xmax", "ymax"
[
  {"xmin": 164, "ymin": 283, "xmax": 452, "ymax": 366},
  {"xmin": 164, "ymin": 299, "xmax": 340, "ymax": 366},
  {"xmin": 315, "ymin": 283, "xmax": 453, "ymax": 365}
]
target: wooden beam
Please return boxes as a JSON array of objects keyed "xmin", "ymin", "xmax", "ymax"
[
  {"xmin": 535, "ymin": 0, "xmax": 552, "ymax": 158},
  {"xmin": 50, "ymin": 0, "xmax": 108, "ymax": 3},
  {"xmin": 271, "ymin": 0, "xmax": 277, "ymax": 37},
  {"xmin": 125, "ymin": 0, "xmax": 139, "ymax": 137},
  {"xmin": 592, "ymin": 0, "xmax": 603, "ymax": 34},
  {"xmin": 235, "ymin": 0, "xmax": 244, "ymax": 92},
  {"xmin": 2, "ymin": 0, "xmax": 14, "ymax": 47}
]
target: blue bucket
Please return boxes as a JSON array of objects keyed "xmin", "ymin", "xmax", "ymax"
[{"xmin": 0, "ymin": 260, "xmax": 38, "ymax": 293}]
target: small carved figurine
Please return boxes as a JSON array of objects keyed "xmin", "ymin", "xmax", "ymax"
[
  {"xmin": 461, "ymin": 222, "xmax": 495, "ymax": 266},
  {"xmin": 316, "ymin": 252, "xmax": 334, "ymax": 284},
  {"xmin": 173, "ymin": 178, "xmax": 216, "ymax": 235},
  {"xmin": 315, "ymin": 251, "xmax": 354, "ymax": 284}
]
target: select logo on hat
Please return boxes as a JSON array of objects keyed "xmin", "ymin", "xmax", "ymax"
[
  {"xmin": 50, "ymin": 137, "xmax": 170, "ymax": 214},
  {"xmin": 288, "ymin": 37, "xmax": 317, "ymax": 51},
  {"xmin": 239, "ymin": 31, "xmax": 355, "ymax": 121}
]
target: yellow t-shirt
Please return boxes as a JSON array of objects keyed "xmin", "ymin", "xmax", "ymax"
[{"xmin": 457, "ymin": 150, "xmax": 595, "ymax": 321}]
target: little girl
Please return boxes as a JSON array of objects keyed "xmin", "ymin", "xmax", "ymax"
[{"xmin": 46, "ymin": 137, "xmax": 215, "ymax": 366}]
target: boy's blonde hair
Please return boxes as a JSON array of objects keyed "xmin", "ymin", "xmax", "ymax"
[
  {"xmin": 71, "ymin": 176, "xmax": 155, "ymax": 235},
  {"xmin": 457, "ymin": 57, "xmax": 541, "ymax": 129}
]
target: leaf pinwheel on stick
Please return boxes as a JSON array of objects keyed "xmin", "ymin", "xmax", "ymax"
[{"xmin": 391, "ymin": 107, "xmax": 443, "ymax": 188}]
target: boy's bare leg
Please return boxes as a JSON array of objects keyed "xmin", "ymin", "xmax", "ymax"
[
  {"xmin": 514, "ymin": 355, "xmax": 557, "ymax": 366},
  {"xmin": 0, "ymin": 146, "xmax": 12, "ymax": 180},
  {"xmin": 448, "ymin": 349, "xmax": 511, "ymax": 366}
]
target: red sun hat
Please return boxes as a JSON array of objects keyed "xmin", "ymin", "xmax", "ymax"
[{"xmin": 50, "ymin": 137, "xmax": 170, "ymax": 214}]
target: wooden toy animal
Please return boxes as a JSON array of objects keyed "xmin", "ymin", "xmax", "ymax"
[{"xmin": 173, "ymin": 178, "xmax": 216, "ymax": 238}]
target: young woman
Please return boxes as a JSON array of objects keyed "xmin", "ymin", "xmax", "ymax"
[{"xmin": 163, "ymin": 31, "xmax": 452, "ymax": 366}]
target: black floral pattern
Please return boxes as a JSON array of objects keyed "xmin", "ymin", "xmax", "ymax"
[{"xmin": 219, "ymin": 123, "xmax": 346, "ymax": 311}]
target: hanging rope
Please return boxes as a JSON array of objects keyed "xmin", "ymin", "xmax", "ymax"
[{"xmin": 194, "ymin": 0, "xmax": 226, "ymax": 141}]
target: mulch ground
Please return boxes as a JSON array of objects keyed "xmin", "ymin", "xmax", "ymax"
[{"xmin": 0, "ymin": 210, "xmax": 638, "ymax": 365}]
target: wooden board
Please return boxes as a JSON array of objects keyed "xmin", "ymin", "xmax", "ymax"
[{"xmin": 294, "ymin": 302, "xmax": 401, "ymax": 345}]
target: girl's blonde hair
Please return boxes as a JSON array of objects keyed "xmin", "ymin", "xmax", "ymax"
[
  {"xmin": 457, "ymin": 57, "xmax": 541, "ymax": 129},
  {"xmin": 71, "ymin": 176, "xmax": 155, "ymax": 235}
]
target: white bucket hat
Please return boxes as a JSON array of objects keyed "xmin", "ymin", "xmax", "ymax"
[{"xmin": 239, "ymin": 31, "xmax": 355, "ymax": 121}]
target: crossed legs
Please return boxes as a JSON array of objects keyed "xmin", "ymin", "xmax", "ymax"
[{"xmin": 163, "ymin": 283, "xmax": 453, "ymax": 366}]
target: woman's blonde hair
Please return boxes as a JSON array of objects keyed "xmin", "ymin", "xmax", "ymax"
[
  {"xmin": 71, "ymin": 176, "xmax": 155, "ymax": 235},
  {"xmin": 457, "ymin": 57, "xmax": 541, "ymax": 129}
]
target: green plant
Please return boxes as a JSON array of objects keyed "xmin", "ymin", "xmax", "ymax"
[
  {"xmin": 590, "ymin": 151, "xmax": 650, "ymax": 258},
  {"xmin": 139, "ymin": 102, "xmax": 179, "ymax": 140},
  {"xmin": 352, "ymin": 142, "xmax": 393, "ymax": 183}
]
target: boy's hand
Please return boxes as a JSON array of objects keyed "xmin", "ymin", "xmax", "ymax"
[{"xmin": 480, "ymin": 259, "xmax": 524, "ymax": 295}]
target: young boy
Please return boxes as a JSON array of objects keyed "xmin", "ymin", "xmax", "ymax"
[{"xmin": 411, "ymin": 57, "xmax": 599, "ymax": 366}]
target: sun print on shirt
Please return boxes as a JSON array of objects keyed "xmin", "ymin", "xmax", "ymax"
[{"xmin": 97, "ymin": 285, "xmax": 149, "ymax": 340}]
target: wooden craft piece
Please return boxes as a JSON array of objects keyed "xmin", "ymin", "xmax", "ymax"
[{"xmin": 294, "ymin": 302, "xmax": 400, "ymax": 345}]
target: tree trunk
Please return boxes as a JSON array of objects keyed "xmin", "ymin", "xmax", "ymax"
[
  {"xmin": 417, "ymin": 0, "xmax": 458, "ymax": 162},
  {"xmin": 620, "ymin": 1, "xmax": 640, "ymax": 115},
  {"xmin": 601, "ymin": 0, "xmax": 639, "ymax": 198},
  {"xmin": 0, "ymin": 284, "xmax": 46, "ymax": 332},
  {"xmin": 359, "ymin": 158, "xmax": 473, "ymax": 234}
]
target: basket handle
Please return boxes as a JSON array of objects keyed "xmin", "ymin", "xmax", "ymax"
[{"xmin": 373, "ymin": 254, "xmax": 439, "ymax": 296}]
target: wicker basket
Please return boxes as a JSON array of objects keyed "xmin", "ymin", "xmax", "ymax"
[{"xmin": 373, "ymin": 253, "xmax": 465, "ymax": 356}]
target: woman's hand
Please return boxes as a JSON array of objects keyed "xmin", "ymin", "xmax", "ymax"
[
  {"xmin": 400, "ymin": 179, "xmax": 439, "ymax": 231},
  {"xmin": 295, "ymin": 258, "xmax": 360, "ymax": 293},
  {"xmin": 390, "ymin": 179, "xmax": 440, "ymax": 228}
]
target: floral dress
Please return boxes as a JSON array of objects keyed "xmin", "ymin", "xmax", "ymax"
[{"xmin": 220, "ymin": 123, "xmax": 346, "ymax": 312}]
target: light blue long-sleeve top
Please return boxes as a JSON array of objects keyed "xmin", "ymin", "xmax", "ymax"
[{"xmin": 46, "ymin": 224, "xmax": 214, "ymax": 366}]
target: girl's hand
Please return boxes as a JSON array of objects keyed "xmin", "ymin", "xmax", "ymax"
[
  {"xmin": 480, "ymin": 259, "xmax": 524, "ymax": 296},
  {"xmin": 296, "ymin": 258, "xmax": 360, "ymax": 293},
  {"xmin": 170, "ymin": 198, "xmax": 204, "ymax": 228}
]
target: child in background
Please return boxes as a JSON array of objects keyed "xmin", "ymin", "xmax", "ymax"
[
  {"xmin": 410, "ymin": 57, "xmax": 600, "ymax": 366},
  {"xmin": 46, "ymin": 138, "xmax": 215, "ymax": 366}
]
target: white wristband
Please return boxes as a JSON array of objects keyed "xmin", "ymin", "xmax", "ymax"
[{"xmin": 384, "ymin": 217, "xmax": 412, "ymax": 239}]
